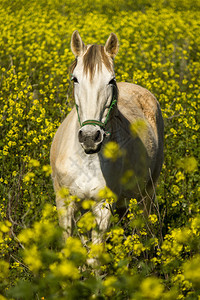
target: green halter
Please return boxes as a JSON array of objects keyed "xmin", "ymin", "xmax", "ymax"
[{"xmin": 75, "ymin": 98, "xmax": 117, "ymax": 130}]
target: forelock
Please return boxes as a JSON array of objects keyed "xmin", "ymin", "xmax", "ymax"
[{"xmin": 83, "ymin": 44, "xmax": 113, "ymax": 81}]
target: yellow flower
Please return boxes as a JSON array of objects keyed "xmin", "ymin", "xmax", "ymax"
[
  {"xmin": 98, "ymin": 186, "xmax": 117, "ymax": 203},
  {"xmin": 77, "ymin": 212, "xmax": 96, "ymax": 232},
  {"xmin": 0, "ymin": 260, "xmax": 9, "ymax": 281},
  {"xmin": 184, "ymin": 255, "xmax": 200, "ymax": 287},
  {"xmin": 23, "ymin": 172, "xmax": 35, "ymax": 182},
  {"xmin": 177, "ymin": 157, "xmax": 198, "ymax": 173},
  {"xmin": 103, "ymin": 141, "xmax": 123, "ymax": 161},
  {"xmin": 24, "ymin": 246, "xmax": 42, "ymax": 273},
  {"xmin": 82, "ymin": 199, "xmax": 95, "ymax": 209},
  {"xmin": 29, "ymin": 159, "xmax": 40, "ymax": 167},
  {"xmin": 149, "ymin": 214, "xmax": 158, "ymax": 224},
  {"xmin": 130, "ymin": 119, "xmax": 147, "ymax": 138},
  {"xmin": 50, "ymin": 261, "xmax": 80, "ymax": 279},
  {"xmin": 103, "ymin": 276, "xmax": 117, "ymax": 296},
  {"xmin": 42, "ymin": 165, "xmax": 52, "ymax": 176},
  {"xmin": 140, "ymin": 277, "xmax": 164, "ymax": 299}
]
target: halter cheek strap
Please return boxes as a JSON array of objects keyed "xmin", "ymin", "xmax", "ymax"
[{"xmin": 75, "ymin": 98, "xmax": 117, "ymax": 131}]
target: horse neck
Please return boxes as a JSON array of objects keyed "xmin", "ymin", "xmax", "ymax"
[
  {"xmin": 109, "ymin": 106, "xmax": 131, "ymax": 145},
  {"xmin": 108, "ymin": 106, "xmax": 120, "ymax": 136}
]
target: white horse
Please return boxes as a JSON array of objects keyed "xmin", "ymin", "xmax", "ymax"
[{"xmin": 50, "ymin": 31, "xmax": 164, "ymax": 243}]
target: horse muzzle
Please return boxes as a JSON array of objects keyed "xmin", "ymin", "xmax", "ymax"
[{"xmin": 78, "ymin": 125, "xmax": 104, "ymax": 154}]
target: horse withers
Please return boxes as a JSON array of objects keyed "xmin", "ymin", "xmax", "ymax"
[{"xmin": 50, "ymin": 31, "xmax": 164, "ymax": 243}]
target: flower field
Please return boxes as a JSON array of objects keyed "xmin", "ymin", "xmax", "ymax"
[{"xmin": 0, "ymin": 0, "xmax": 199, "ymax": 299}]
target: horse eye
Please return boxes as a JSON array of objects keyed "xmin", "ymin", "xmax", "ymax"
[
  {"xmin": 71, "ymin": 76, "xmax": 79, "ymax": 84},
  {"xmin": 108, "ymin": 78, "xmax": 116, "ymax": 85}
]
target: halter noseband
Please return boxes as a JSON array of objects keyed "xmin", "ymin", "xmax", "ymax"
[{"xmin": 75, "ymin": 98, "xmax": 117, "ymax": 131}]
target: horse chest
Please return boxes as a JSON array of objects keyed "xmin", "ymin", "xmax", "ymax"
[{"xmin": 58, "ymin": 154, "xmax": 107, "ymax": 199}]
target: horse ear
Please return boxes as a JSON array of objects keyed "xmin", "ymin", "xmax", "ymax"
[
  {"xmin": 71, "ymin": 30, "xmax": 85, "ymax": 57},
  {"xmin": 105, "ymin": 33, "xmax": 119, "ymax": 58}
]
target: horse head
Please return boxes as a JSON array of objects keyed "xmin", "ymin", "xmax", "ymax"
[{"xmin": 71, "ymin": 31, "xmax": 119, "ymax": 154}]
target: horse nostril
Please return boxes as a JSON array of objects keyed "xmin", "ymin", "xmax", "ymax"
[
  {"xmin": 78, "ymin": 130, "xmax": 84, "ymax": 143},
  {"xmin": 94, "ymin": 130, "xmax": 101, "ymax": 143}
]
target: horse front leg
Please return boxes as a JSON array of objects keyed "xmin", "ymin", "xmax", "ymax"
[
  {"xmin": 92, "ymin": 200, "xmax": 112, "ymax": 244},
  {"xmin": 56, "ymin": 194, "xmax": 76, "ymax": 240}
]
